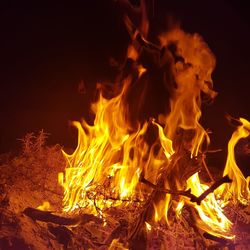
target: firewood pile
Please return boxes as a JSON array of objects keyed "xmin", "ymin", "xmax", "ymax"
[{"xmin": 0, "ymin": 132, "xmax": 249, "ymax": 250}]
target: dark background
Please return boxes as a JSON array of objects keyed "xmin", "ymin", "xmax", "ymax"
[{"xmin": 0, "ymin": 0, "xmax": 250, "ymax": 158}]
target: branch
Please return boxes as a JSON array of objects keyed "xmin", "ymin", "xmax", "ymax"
[
  {"xmin": 140, "ymin": 175, "xmax": 232, "ymax": 205},
  {"xmin": 191, "ymin": 175, "xmax": 232, "ymax": 205},
  {"xmin": 203, "ymin": 232, "xmax": 229, "ymax": 244},
  {"xmin": 140, "ymin": 175, "xmax": 197, "ymax": 201}
]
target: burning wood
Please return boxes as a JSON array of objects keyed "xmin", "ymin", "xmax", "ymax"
[
  {"xmin": 140, "ymin": 174, "xmax": 232, "ymax": 205},
  {"xmin": 203, "ymin": 232, "xmax": 233, "ymax": 245}
]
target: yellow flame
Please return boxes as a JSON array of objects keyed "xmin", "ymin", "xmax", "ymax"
[
  {"xmin": 37, "ymin": 201, "xmax": 51, "ymax": 211},
  {"xmin": 186, "ymin": 173, "xmax": 234, "ymax": 239},
  {"xmin": 153, "ymin": 193, "xmax": 171, "ymax": 225},
  {"xmin": 217, "ymin": 117, "xmax": 250, "ymax": 204},
  {"xmin": 176, "ymin": 200, "xmax": 184, "ymax": 217}
]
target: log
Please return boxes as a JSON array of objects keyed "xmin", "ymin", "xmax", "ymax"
[
  {"xmin": 23, "ymin": 207, "xmax": 102, "ymax": 226},
  {"xmin": 203, "ymin": 232, "xmax": 235, "ymax": 250}
]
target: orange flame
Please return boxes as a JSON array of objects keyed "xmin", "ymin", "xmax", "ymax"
[
  {"xmin": 217, "ymin": 118, "xmax": 250, "ymax": 204},
  {"xmin": 159, "ymin": 28, "xmax": 216, "ymax": 156}
]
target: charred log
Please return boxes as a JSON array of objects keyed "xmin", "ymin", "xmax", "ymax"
[{"xmin": 23, "ymin": 207, "xmax": 101, "ymax": 226}]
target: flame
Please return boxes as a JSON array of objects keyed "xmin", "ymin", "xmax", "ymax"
[
  {"xmin": 57, "ymin": 15, "xmax": 249, "ymax": 240},
  {"xmin": 60, "ymin": 80, "xmax": 129, "ymax": 211},
  {"xmin": 175, "ymin": 200, "xmax": 184, "ymax": 217},
  {"xmin": 153, "ymin": 193, "xmax": 171, "ymax": 224},
  {"xmin": 37, "ymin": 201, "xmax": 51, "ymax": 211},
  {"xmin": 145, "ymin": 221, "xmax": 152, "ymax": 231},
  {"xmin": 59, "ymin": 78, "xmax": 169, "ymax": 213},
  {"xmin": 186, "ymin": 173, "xmax": 234, "ymax": 239},
  {"xmin": 108, "ymin": 239, "xmax": 128, "ymax": 250},
  {"xmin": 159, "ymin": 28, "xmax": 216, "ymax": 156},
  {"xmin": 217, "ymin": 117, "xmax": 250, "ymax": 204}
]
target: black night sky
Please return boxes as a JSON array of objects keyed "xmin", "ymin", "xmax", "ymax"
[{"xmin": 0, "ymin": 0, "xmax": 250, "ymax": 159}]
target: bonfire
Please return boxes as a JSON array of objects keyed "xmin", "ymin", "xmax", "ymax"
[{"xmin": 0, "ymin": 1, "xmax": 249, "ymax": 249}]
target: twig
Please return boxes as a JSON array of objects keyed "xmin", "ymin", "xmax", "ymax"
[
  {"xmin": 86, "ymin": 191, "xmax": 143, "ymax": 203},
  {"xmin": 140, "ymin": 175, "xmax": 232, "ymax": 205},
  {"xmin": 140, "ymin": 175, "xmax": 197, "ymax": 201},
  {"xmin": 201, "ymin": 154, "xmax": 215, "ymax": 182},
  {"xmin": 191, "ymin": 175, "xmax": 232, "ymax": 205}
]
